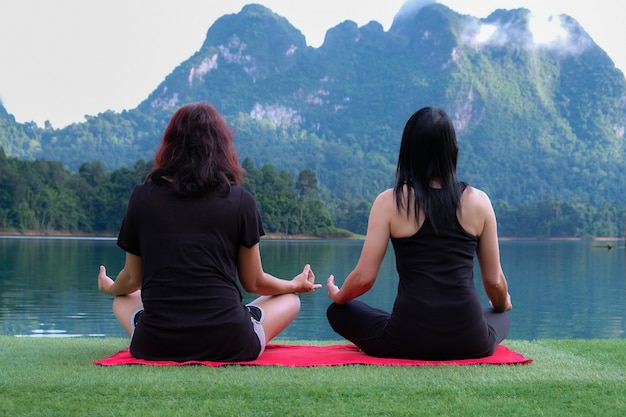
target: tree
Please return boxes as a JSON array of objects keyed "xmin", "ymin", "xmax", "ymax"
[{"xmin": 295, "ymin": 169, "xmax": 318, "ymax": 198}]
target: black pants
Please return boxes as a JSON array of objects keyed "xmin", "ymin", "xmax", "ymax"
[{"xmin": 327, "ymin": 300, "xmax": 511, "ymax": 359}]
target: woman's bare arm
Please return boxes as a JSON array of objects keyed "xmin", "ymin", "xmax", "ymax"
[
  {"xmin": 238, "ymin": 244, "xmax": 320, "ymax": 295},
  {"xmin": 98, "ymin": 252, "xmax": 142, "ymax": 296},
  {"xmin": 327, "ymin": 190, "xmax": 392, "ymax": 304}
]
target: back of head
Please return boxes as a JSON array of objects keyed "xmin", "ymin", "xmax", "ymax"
[
  {"xmin": 394, "ymin": 107, "xmax": 464, "ymax": 233},
  {"xmin": 149, "ymin": 102, "xmax": 243, "ymax": 197}
]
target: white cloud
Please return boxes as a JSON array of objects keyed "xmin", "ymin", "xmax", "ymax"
[
  {"xmin": 529, "ymin": 14, "xmax": 567, "ymax": 45},
  {"xmin": 462, "ymin": 11, "xmax": 591, "ymax": 55},
  {"xmin": 475, "ymin": 24, "xmax": 499, "ymax": 45}
]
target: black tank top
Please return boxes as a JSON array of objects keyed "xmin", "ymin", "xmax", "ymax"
[{"xmin": 385, "ymin": 215, "xmax": 495, "ymax": 359}]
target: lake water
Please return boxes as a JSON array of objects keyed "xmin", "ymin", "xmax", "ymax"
[{"xmin": 0, "ymin": 237, "xmax": 624, "ymax": 341}]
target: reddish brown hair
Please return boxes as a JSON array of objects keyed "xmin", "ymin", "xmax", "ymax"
[{"xmin": 149, "ymin": 102, "xmax": 243, "ymax": 196}]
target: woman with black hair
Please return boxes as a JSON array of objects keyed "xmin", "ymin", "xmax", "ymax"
[
  {"xmin": 98, "ymin": 102, "xmax": 321, "ymax": 362},
  {"xmin": 326, "ymin": 107, "xmax": 512, "ymax": 360}
]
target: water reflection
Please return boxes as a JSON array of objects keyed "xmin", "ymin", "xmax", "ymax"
[
  {"xmin": 0, "ymin": 237, "xmax": 624, "ymax": 340},
  {"xmin": 499, "ymin": 240, "xmax": 626, "ymax": 340},
  {"xmin": 0, "ymin": 237, "xmax": 123, "ymax": 337}
]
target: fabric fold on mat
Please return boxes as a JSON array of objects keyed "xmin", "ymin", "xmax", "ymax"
[{"xmin": 93, "ymin": 343, "xmax": 532, "ymax": 367}]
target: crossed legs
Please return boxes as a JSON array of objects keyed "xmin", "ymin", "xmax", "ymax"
[{"xmin": 111, "ymin": 291, "xmax": 301, "ymax": 344}]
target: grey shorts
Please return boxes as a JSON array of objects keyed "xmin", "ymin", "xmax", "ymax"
[
  {"xmin": 130, "ymin": 308, "xmax": 144, "ymax": 331},
  {"xmin": 247, "ymin": 304, "xmax": 267, "ymax": 358},
  {"xmin": 130, "ymin": 306, "xmax": 267, "ymax": 358}
]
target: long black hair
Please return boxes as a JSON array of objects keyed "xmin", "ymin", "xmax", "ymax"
[{"xmin": 394, "ymin": 107, "xmax": 466, "ymax": 233}]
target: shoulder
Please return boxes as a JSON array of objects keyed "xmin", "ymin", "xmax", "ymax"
[
  {"xmin": 369, "ymin": 188, "xmax": 401, "ymax": 232},
  {"xmin": 461, "ymin": 186, "xmax": 493, "ymax": 210},
  {"xmin": 371, "ymin": 188, "xmax": 396, "ymax": 211},
  {"xmin": 228, "ymin": 185, "xmax": 261, "ymax": 214},
  {"xmin": 458, "ymin": 185, "xmax": 496, "ymax": 236},
  {"xmin": 127, "ymin": 181, "xmax": 151, "ymax": 201},
  {"xmin": 374, "ymin": 188, "xmax": 395, "ymax": 203},
  {"xmin": 131, "ymin": 181, "xmax": 149, "ymax": 192},
  {"xmin": 230, "ymin": 184, "xmax": 255, "ymax": 202}
]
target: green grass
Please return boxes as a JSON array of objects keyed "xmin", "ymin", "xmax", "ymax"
[{"xmin": 1, "ymin": 337, "xmax": 624, "ymax": 417}]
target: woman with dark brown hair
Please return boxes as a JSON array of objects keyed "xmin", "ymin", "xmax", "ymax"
[{"xmin": 98, "ymin": 102, "xmax": 321, "ymax": 362}]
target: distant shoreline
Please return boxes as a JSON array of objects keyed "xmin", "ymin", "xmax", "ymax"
[
  {"xmin": 0, "ymin": 230, "xmax": 623, "ymax": 241},
  {"xmin": 498, "ymin": 236, "xmax": 625, "ymax": 242}
]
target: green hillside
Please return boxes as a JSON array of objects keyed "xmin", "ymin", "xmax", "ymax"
[{"xmin": 1, "ymin": 3, "xmax": 625, "ymax": 236}]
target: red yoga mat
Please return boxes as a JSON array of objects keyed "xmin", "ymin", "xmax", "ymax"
[{"xmin": 93, "ymin": 343, "xmax": 532, "ymax": 367}]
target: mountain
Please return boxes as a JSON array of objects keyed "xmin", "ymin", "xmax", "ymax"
[{"xmin": 1, "ymin": 3, "xmax": 625, "ymax": 208}]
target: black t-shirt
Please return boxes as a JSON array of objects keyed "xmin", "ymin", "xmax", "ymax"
[{"xmin": 117, "ymin": 181, "xmax": 265, "ymax": 361}]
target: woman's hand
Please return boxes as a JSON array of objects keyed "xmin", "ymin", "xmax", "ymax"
[
  {"xmin": 291, "ymin": 264, "xmax": 322, "ymax": 293},
  {"xmin": 326, "ymin": 275, "xmax": 340, "ymax": 303},
  {"xmin": 97, "ymin": 265, "xmax": 115, "ymax": 295},
  {"xmin": 505, "ymin": 292, "xmax": 512, "ymax": 310},
  {"xmin": 489, "ymin": 292, "xmax": 512, "ymax": 312},
  {"xmin": 502, "ymin": 292, "xmax": 513, "ymax": 311}
]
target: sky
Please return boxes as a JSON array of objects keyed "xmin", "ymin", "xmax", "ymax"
[{"xmin": 0, "ymin": 0, "xmax": 624, "ymax": 128}]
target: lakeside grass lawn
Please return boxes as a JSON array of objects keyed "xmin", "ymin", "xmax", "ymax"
[{"xmin": 1, "ymin": 336, "xmax": 624, "ymax": 417}]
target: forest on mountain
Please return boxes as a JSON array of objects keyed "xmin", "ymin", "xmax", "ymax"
[{"xmin": 0, "ymin": 3, "xmax": 625, "ymax": 237}]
